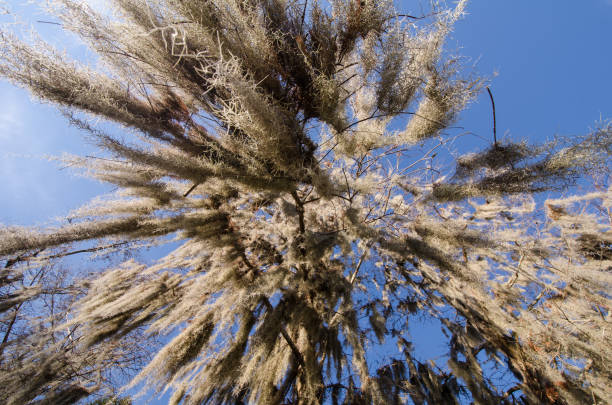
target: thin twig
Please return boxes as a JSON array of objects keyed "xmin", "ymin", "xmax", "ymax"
[
  {"xmin": 432, "ymin": 204, "xmax": 448, "ymax": 221},
  {"xmin": 183, "ymin": 182, "xmax": 199, "ymax": 197},
  {"xmin": 387, "ymin": 11, "xmax": 444, "ymax": 21},
  {"xmin": 341, "ymin": 168, "xmax": 352, "ymax": 200},
  {"xmin": 527, "ymin": 289, "xmax": 546, "ymax": 311},
  {"xmin": 340, "ymin": 111, "xmax": 411, "ymax": 133},
  {"xmin": 393, "ymin": 14, "xmax": 425, "ymax": 20},
  {"xmin": 4, "ymin": 250, "xmax": 42, "ymax": 268},
  {"xmin": 36, "ymin": 20, "xmax": 62, "ymax": 26},
  {"xmin": 41, "ymin": 242, "xmax": 130, "ymax": 261},
  {"xmin": 317, "ymin": 142, "xmax": 339, "ymax": 164},
  {"xmin": 0, "ymin": 304, "xmax": 21, "ymax": 360},
  {"xmin": 501, "ymin": 385, "xmax": 522, "ymax": 400},
  {"xmin": 506, "ymin": 254, "xmax": 524, "ymax": 288},
  {"xmin": 85, "ymin": 155, "xmax": 128, "ymax": 164},
  {"xmin": 300, "ymin": 0, "xmax": 308, "ymax": 29},
  {"xmin": 328, "ymin": 250, "xmax": 369, "ymax": 328},
  {"xmin": 349, "ymin": 250, "xmax": 368, "ymax": 285},
  {"xmin": 486, "ymin": 87, "xmax": 497, "ymax": 146}
]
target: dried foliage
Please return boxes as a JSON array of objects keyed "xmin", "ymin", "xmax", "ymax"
[{"xmin": 0, "ymin": 1, "xmax": 610, "ymax": 404}]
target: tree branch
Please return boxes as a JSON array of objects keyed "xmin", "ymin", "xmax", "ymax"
[
  {"xmin": 291, "ymin": 191, "xmax": 306, "ymax": 234},
  {"xmin": 0, "ymin": 304, "xmax": 21, "ymax": 361},
  {"xmin": 486, "ymin": 87, "xmax": 497, "ymax": 146},
  {"xmin": 183, "ymin": 182, "xmax": 199, "ymax": 197},
  {"xmin": 262, "ymin": 297, "xmax": 306, "ymax": 368}
]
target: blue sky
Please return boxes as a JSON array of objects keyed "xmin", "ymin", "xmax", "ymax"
[
  {"xmin": 2, "ymin": 0, "xmax": 611, "ymax": 226},
  {"xmin": 452, "ymin": 1, "xmax": 612, "ymax": 139},
  {"xmin": 1, "ymin": 0, "xmax": 611, "ymax": 403}
]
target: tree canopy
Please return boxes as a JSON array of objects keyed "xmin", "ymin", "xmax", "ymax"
[{"xmin": 0, "ymin": 1, "xmax": 610, "ymax": 404}]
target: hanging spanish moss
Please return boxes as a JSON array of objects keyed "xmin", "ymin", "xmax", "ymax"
[{"xmin": 0, "ymin": 1, "xmax": 610, "ymax": 404}]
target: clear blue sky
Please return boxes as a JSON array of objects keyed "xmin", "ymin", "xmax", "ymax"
[{"xmin": 1, "ymin": 1, "xmax": 611, "ymax": 403}]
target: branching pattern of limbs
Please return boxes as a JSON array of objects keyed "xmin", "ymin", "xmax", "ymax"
[{"xmin": 0, "ymin": 1, "xmax": 611, "ymax": 404}]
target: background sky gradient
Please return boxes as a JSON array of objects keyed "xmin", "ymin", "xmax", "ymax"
[{"xmin": 3, "ymin": 0, "xmax": 611, "ymax": 225}]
